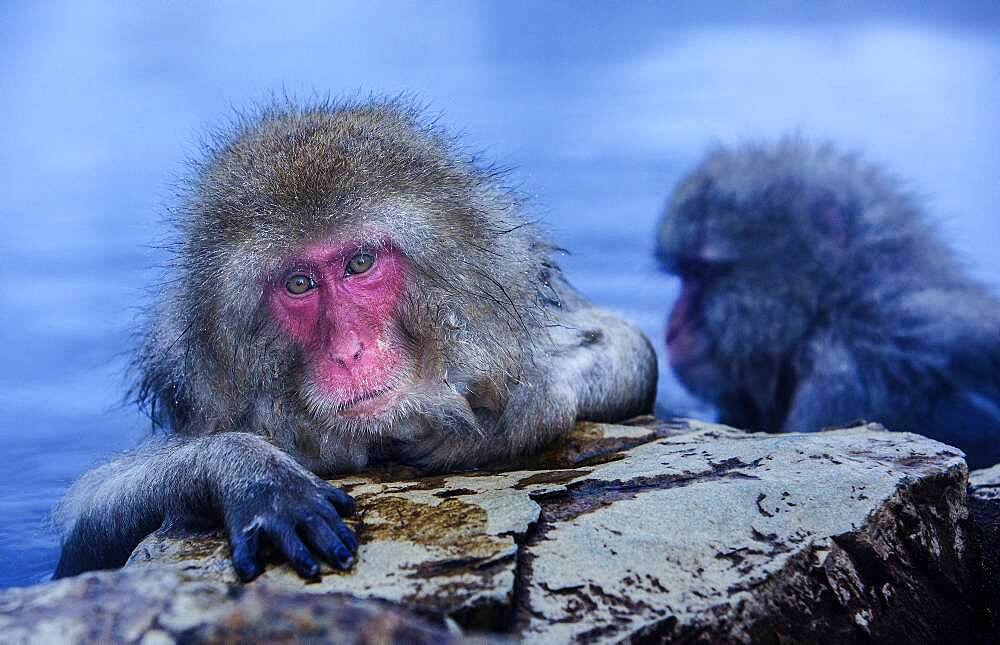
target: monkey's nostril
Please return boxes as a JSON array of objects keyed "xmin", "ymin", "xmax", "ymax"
[{"xmin": 352, "ymin": 344, "xmax": 364, "ymax": 361}]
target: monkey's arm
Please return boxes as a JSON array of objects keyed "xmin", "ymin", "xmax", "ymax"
[
  {"xmin": 54, "ymin": 432, "xmax": 356, "ymax": 580},
  {"xmin": 554, "ymin": 305, "xmax": 659, "ymax": 423},
  {"xmin": 525, "ymin": 266, "xmax": 658, "ymax": 425},
  {"xmin": 408, "ymin": 303, "xmax": 658, "ymax": 470},
  {"xmin": 488, "ymin": 305, "xmax": 657, "ymax": 459},
  {"xmin": 782, "ymin": 341, "xmax": 873, "ymax": 433}
]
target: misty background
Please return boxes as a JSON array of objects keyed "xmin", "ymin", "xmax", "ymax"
[{"xmin": 1, "ymin": 1, "xmax": 998, "ymax": 587}]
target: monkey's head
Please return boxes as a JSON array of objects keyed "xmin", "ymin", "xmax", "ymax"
[
  {"xmin": 657, "ymin": 139, "xmax": 927, "ymax": 416},
  {"xmin": 140, "ymin": 99, "xmax": 550, "ymax": 442}
]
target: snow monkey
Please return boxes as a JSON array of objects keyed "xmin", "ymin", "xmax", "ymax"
[
  {"xmin": 658, "ymin": 138, "xmax": 1000, "ymax": 467},
  {"xmin": 54, "ymin": 99, "xmax": 657, "ymax": 580}
]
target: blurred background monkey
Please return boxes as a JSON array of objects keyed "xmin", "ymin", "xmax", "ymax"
[{"xmin": 658, "ymin": 139, "xmax": 1000, "ymax": 467}]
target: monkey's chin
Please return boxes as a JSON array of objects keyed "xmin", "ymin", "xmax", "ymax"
[{"xmin": 671, "ymin": 359, "xmax": 728, "ymax": 402}]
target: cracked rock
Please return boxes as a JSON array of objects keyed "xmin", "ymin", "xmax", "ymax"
[{"xmin": 1, "ymin": 419, "xmax": 984, "ymax": 643}]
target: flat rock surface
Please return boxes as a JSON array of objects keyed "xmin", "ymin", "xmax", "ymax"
[{"xmin": 118, "ymin": 419, "xmax": 979, "ymax": 643}]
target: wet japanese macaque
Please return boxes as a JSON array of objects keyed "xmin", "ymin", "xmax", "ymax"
[
  {"xmin": 658, "ymin": 139, "xmax": 1000, "ymax": 467},
  {"xmin": 53, "ymin": 99, "xmax": 657, "ymax": 581}
]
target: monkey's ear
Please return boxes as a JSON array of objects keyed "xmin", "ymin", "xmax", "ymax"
[{"xmin": 810, "ymin": 188, "xmax": 854, "ymax": 247}]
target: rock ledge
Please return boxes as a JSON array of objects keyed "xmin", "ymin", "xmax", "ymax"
[{"xmin": 1, "ymin": 419, "xmax": 985, "ymax": 643}]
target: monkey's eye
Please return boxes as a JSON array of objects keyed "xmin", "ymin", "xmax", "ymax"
[
  {"xmin": 285, "ymin": 274, "xmax": 316, "ymax": 295},
  {"xmin": 675, "ymin": 258, "xmax": 710, "ymax": 278},
  {"xmin": 674, "ymin": 257, "xmax": 732, "ymax": 281},
  {"xmin": 346, "ymin": 252, "xmax": 376, "ymax": 276}
]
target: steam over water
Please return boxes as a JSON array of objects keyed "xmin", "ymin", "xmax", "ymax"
[{"xmin": 1, "ymin": 2, "xmax": 998, "ymax": 587}]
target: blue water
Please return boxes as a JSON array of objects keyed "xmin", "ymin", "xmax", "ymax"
[{"xmin": 2, "ymin": 2, "xmax": 998, "ymax": 588}]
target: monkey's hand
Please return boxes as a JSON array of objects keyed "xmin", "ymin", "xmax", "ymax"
[
  {"xmin": 216, "ymin": 455, "xmax": 358, "ymax": 582},
  {"xmin": 54, "ymin": 432, "xmax": 358, "ymax": 582}
]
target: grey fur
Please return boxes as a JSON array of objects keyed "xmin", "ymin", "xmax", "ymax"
[
  {"xmin": 658, "ymin": 137, "xmax": 1000, "ymax": 467},
  {"xmin": 54, "ymin": 97, "xmax": 657, "ymax": 579}
]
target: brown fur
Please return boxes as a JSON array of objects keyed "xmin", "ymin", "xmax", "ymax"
[{"xmin": 54, "ymin": 97, "xmax": 657, "ymax": 580}]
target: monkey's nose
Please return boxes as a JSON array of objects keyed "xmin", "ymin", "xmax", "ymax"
[
  {"xmin": 330, "ymin": 338, "xmax": 365, "ymax": 367},
  {"xmin": 666, "ymin": 324, "xmax": 680, "ymax": 345}
]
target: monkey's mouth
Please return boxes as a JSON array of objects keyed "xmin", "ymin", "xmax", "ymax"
[{"xmin": 338, "ymin": 386, "xmax": 399, "ymax": 417}]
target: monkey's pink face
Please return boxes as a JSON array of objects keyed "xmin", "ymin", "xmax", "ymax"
[
  {"xmin": 665, "ymin": 262, "xmax": 727, "ymax": 398},
  {"xmin": 267, "ymin": 238, "xmax": 406, "ymax": 418}
]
